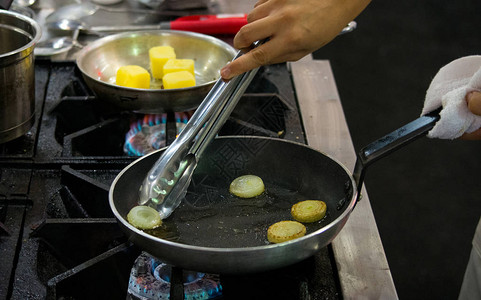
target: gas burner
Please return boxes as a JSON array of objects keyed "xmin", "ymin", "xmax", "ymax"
[
  {"xmin": 124, "ymin": 114, "xmax": 167, "ymax": 156},
  {"xmin": 128, "ymin": 252, "xmax": 222, "ymax": 300},
  {"xmin": 124, "ymin": 111, "xmax": 194, "ymax": 157}
]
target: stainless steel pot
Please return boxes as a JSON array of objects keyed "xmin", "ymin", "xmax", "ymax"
[
  {"xmin": 0, "ymin": 10, "xmax": 41, "ymax": 143},
  {"xmin": 76, "ymin": 31, "xmax": 236, "ymax": 113}
]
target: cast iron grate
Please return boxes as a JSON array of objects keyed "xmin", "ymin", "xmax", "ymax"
[{"xmin": 1, "ymin": 61, "xmax": 341, "ymax": 300}]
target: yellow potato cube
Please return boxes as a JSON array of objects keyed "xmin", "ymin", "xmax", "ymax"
[
  {"xmin": 163, "ymin": 59, "xmax": 195, "ymax": 77},
  {"xmin": 116, "ymin": 65, "xmax": 150, "ymax": 89},
  {"xmin": 149, "ymin": 46, "xmax": 176, "ymax": 79},
  {"xmin": 162, "ymin": 71, "xmax": 196, "ymax": 89}
]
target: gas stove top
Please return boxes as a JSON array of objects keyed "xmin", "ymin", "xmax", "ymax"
[{"xmin": 0, "ymin": 60, "xmax": 342, "ymax": 299}]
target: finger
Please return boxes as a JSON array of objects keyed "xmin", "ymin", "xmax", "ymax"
[
  {"xmin": 220, "ymin": 49, "xmax": 265, "ymax": 80},
  {"xmin": 466, "ymin": 91, "xmax": 481, "ymax": 116},
  {"xmin": 221, "ymin": 43, "xmax": 274, "ymax": 80},
  {"xmin": 251, "ymin": 35, "xmax": 310, "ymax": 64},
  {"xmin": 221, "ymin": 38, "xmax": 306, "ymax": 80},
  {"xmin": 233, "ymin": 17, "xmax": 276, "ymax": 50},
  {"xmin": 460, "ymin": 128, "xmax": 481, "ymax": 140},
  {"xmin": 249, "ymin": 0, "xmax": 275, "ymax": 22},
  {"xmin": 254, "ymin": 0, "xmax": 269, "ymax": 8}
]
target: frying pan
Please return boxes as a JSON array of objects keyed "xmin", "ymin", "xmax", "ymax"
[
  {"xmin": 76, "ymin": 30, "xmax": 236, "ymax": 113},
  {"xmin": 109, "ymin": 109, "xmax": 441, "ymax": 274}
]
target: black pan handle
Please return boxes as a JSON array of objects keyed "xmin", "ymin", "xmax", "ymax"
[{"xmin": 352, "ymin": 108, "xmax": 441, "ymax": 201}]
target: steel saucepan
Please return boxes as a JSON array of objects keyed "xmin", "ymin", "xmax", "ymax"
[
  {"xmin": 0, "ymin": 9, "xmax": 41, "ymax": 144},
  {"xmin": 109, "ymin": 109, "xmax": 440, "ymax": 274},
  {"xmin": 76, "ymin": 30, "xmax": 236, "ymax": 113}
]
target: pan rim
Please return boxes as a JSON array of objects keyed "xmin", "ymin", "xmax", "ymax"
[
  {"xmin": 76, "ymin": 29, "xmax": 237, "ymax": 92},
  {"xmin": 109, "ymin": 135, "xmax": 358, "ymax": 253}
]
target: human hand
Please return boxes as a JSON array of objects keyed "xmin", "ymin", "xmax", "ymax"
[
  {"xmin": 220, "ymin": 0, "xmax": 371, "ymax": 80},
  {"xmin": 461, "ymin": 91, "xmax": 481, "ymax": 140}
]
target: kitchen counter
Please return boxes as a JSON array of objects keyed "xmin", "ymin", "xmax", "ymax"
[{"xmin": 291, "ymin": 57, "xmax": 398, "ymax": 299}]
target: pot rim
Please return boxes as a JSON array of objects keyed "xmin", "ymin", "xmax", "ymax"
[{"xmin": 0, "ymin": 10, "xmax": 42, "ymax": 60}]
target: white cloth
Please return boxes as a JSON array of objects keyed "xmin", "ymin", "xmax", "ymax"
[
  {"xmin": 422, "ymin": 55, "xmax": 481, "ymax": 139},
  {"xmin": 422, "ymin": 56, "xmax": 481, "ymax": 299}
]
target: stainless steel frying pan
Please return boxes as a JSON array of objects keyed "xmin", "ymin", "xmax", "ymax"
[
  {"xmin": 76, "ymin": 30, "xmax": 236, "ymax": 113},
  {"xmin": 109, "ymin": 109, "xmax": 440, "ymax": 274}
]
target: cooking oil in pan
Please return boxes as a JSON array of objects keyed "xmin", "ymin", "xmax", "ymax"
[{"xmin": 146, "ymin": 181, "xmax": 333, "ymax": 248}]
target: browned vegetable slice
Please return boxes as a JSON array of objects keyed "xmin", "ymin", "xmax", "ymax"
[
  {"xmin": 267, "ymin": 220, "xmax": 306, "ymax": 243},
  {"xmin": 291, "ymin": 200, "xmax": 327, "ymax": 223}
]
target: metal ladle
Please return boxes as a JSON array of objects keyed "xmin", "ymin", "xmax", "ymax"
[
  {"xmin": 45, "ymin": 2, "xmax": 174, "ymax": 24},
  {"xmin": 45, "ymin": 19, "xmax": 105, "ymax": 36},
  {"xmin": 34, "ymin": 29, "xmax": 83, "ymax": 56},
  {"xmin": 46, "ymin": 18, "xmax": 173, "ymax": 35}
]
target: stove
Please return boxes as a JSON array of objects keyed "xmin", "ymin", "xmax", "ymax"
[{"xmin": 0, "ymin": 59, "xmax": 343, "ymax": 299}]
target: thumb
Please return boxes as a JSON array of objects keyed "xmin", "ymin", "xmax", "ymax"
[
  {"xmin": 460, "ymin": 91, "xmax": 481, "ymax": 140},
  {"xmin": 466, "ymin": 91, "xmax": 481, "ymax": 116}
]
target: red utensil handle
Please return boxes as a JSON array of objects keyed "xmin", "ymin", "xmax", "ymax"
[{"xmin": 170, "ymin": 14, "xmax": 247, "ymax": 35}]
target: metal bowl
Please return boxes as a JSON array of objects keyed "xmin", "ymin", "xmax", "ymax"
[{"xmin": 76, "ymin": 30, "xmax": 236, "ymax": 113}]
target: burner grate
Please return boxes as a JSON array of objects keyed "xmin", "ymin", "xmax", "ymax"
[{"xmin": 1, "ymin": 61, "xmax": 340, "ymax": 299}]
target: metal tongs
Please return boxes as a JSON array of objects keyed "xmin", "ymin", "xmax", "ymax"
[{"xmin": 138, "ymin": 41, "xmax": 263, "ymax": 219}]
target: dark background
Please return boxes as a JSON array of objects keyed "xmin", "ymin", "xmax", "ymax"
[{"xmin": 313, "ymin": 1, "xmax": 481, "ymax": 299}]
